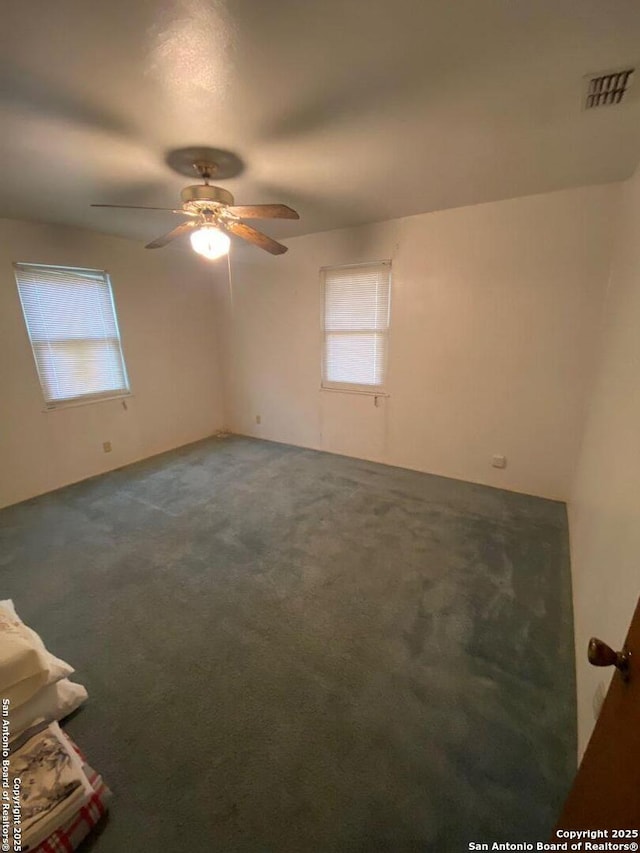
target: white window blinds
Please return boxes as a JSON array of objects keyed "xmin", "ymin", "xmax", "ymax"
[
  {"xmin": 322, "ymin": 261, "xmax": 391, "ymax": 391},
  {"xmin": 14, "ymin": 263, "xmax": 130, "ymax": 407}
]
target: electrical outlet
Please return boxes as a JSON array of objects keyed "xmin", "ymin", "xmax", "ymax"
[
  {"xmin": 103, "ymin": 441, "xmax": 112, "ymax": 453},
  {"xmin": 492, "ymin": 454, "xmax": 506, "ymax": 469},
  {"xmin": 255, "ymin": 415, "xmax": 261, "ymax": 425}
]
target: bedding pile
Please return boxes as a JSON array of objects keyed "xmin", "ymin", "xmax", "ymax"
[{"xmin": 0, "ymin": 600, "xmax": 110, "ymax": 851}]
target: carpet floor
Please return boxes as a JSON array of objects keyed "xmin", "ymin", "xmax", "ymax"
[{"xmin": 0, "ymin": 436, "xmax": 576, "ymax": 852}]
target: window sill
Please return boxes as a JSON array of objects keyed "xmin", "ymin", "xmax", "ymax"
[
  {"xmin": 42, "ymin": 392, "xmax": 132, "ymax": 413},
  {"xmin": 320, "ymin": 386, "xmax": 389, "ymax": 398}
]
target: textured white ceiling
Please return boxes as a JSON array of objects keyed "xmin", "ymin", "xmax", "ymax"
[{"xmin": 1, "ymin": 0, "xmax": 639, "ymax": 248}]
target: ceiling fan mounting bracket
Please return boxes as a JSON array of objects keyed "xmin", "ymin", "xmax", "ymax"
[
  {"xmin": 165, "ymin": 147, "xmax": 244, "ymax": 181},
  {"xmin": 193, "ymin": 160, "xmax": 216, "ymax": 184}
]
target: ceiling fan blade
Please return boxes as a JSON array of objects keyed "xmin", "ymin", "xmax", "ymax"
[
  {"xmin": 226, "ymin": 204, "xmax": 299, "ymax": 220},
  {"xmin": 223, "ymin": 221, "xmax": 288, "ymax": 255},
  {"xmin": 91, "ymin": 204, "xmax": 196, "ymax": 216},
  {"xmin": 145, "ymin": 221, "xmax": 197, "ymax": 249}
]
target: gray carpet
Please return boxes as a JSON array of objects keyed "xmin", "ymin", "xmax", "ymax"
[{"xmin": 0, "ymin": 436, "xmax": 576, "ymax": 852}]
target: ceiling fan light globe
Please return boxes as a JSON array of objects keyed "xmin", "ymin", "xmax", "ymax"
[{"xmin": 190, "ymin": 226, "xmax": 230, "ymax": 260}]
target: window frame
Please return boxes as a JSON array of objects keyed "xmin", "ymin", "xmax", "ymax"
[
  {"xmin": 13, "ymin": 263, "xmax": 132, "ymax": 411},
  {"xmin": 320, "ymin": 260, "xmax": 392, "ymax": 395}
]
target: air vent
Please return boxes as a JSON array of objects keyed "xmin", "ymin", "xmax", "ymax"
[{"xmin": 584, "ymin": 68, "xmax": 634, "ymax": 109}]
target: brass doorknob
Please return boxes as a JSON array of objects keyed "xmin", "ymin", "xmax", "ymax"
[{"xmin": 588, "ymin": 637, "xmax": 631, "ymax": 682}]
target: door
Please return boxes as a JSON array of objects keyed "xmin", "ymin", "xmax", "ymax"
[{"xmin": 554, "ymin": 595, "xmax": 640, "ymax": 830}]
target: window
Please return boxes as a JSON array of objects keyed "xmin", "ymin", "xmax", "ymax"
[
  {"xmin": 14, "ymin": 263, "xmax": 130, "ymax": 408},
  {"xmin": 321, "ymin": 261, "xmax": 391, "ymax": 392}
]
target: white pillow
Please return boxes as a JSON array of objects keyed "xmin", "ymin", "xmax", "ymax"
[
  {"xmin": 0, "ymin": 601, "xmax": 74, "ymax": 708},
  {"xmin": 9, "ymin": 679, "xmax": 88, "ymax": 741},
  {"xmin": 0, "ymin": 628, "xmax": 49, "ymax": 708}
]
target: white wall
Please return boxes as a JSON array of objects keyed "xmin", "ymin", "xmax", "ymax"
[
  {"xmin": 219, "ymin": 184, "xmax": 619, "ymax": 500},
  {"xmin": 568, "ymin": 164, "xmax": 640, "ymax": 756},
  {"xmin": 0, "ymin": 218, "xmax": 225, "ymax": 508}
]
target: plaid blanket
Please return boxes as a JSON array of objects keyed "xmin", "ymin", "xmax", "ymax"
[{"xmin": 30, "ymin": 736, "xmax": 111, "ymax": 853}]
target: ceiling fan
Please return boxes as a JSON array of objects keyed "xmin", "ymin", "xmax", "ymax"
[{"xmin": 90, "ymin": 147, "xmax": 299, "ymax": 259}]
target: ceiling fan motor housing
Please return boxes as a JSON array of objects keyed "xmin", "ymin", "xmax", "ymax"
[{"xmin": 180, "ymin": 184, "xmax": 234, "ymax": 209}]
